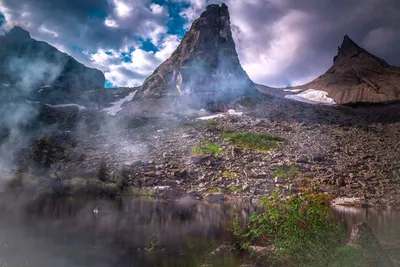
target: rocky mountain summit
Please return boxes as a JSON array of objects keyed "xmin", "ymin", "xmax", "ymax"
[
  {"xmin": 295, "ymin": 35, "xmax": 400, "ymax": 104},
  {"xmin": 0, "ymin": 26, "xmax": 105, "ymax": 103},
  {"xmin": 134, "ymin": 3, "xmax": 254, "ymax": 107}
]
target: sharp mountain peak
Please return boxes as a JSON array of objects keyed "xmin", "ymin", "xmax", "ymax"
[{"xmin": 135, "ymin": 3, "xmax": 255, "ymax": 105}]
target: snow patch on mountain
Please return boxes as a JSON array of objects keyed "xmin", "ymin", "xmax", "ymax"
[
  {"xmin": 45, "ymin": 103, "xmax": 87, "ymax": 110},
  {"xmin": 285, "ymin": 89, "xmax": 336, "ymax": 105},
  {"xmin": 103, "ymin": 90, "xmax": 137, "ymax": 116},
  {"xmin": 197, "ymin": 109, "xmax": 243, "ymax": 120}
]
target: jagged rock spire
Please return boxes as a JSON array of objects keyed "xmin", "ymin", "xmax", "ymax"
[
  {"xmin": 295, "ymin": 35, "xmax": 400, "ymax": 104},
  {"xmin": 332, "ymin": 35, "xmax": 388, "ymax": 66},
  {"xmin": 135, "ymin": 3, "xmax": 254, "ymax": 102}
]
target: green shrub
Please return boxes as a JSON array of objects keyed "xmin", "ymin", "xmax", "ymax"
[
  {"xmin": 192, "ymin": 139, "xmax": 222, "ymax": 156},
  {"xmin": 224, "ymin": 132, "xmax": 284, "ymax": 153},
  {"xmin": 234, "ymin": 190, "xmax": 344, "ymax": 266}
]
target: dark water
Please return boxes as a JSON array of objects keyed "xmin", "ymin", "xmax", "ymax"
[
  {"xmin": 0, "ymin": 195, "xmax": 252, "ymax": 267},
  {"xmin": 1, "ymin": 195, "xmax": 400, "ymax": 267},
  {"xmin": 331, "ymin": 205, "xmax": 400, "ymax": 265}
]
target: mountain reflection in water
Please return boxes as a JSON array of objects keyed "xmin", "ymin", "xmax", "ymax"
[
  {"xmin": 0, "ymin": 196, "xmax": 251, "ymax": 267},
  {"xmin": 1, "ymin": 195, "xmax": 400, "ymax": 267}
]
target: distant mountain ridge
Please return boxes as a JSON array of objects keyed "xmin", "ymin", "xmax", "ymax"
[
  {"xmin": 294, "ymin": 35, "xmax": 400, "ymax": 104},
  {"xmin": 0, "ymin": 26, "xmax": 105, "ymax": 103}
]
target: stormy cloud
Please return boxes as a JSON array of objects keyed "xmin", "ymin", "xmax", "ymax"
[{"xmin": 1, "ymin": 0, "xmax": 399, "ymax": 87}]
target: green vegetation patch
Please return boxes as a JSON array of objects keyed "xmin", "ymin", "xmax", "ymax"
[
  {"xmin": 224, "ymin": 132, "xmax": 284, "ymax": 153},
  {"xmin": 234, "ymin": 189, "xmax": 345, "ymax": 266},
  {"xmin": 65, "ymin": 178, "xmax": 120, "ymax": 196},
  {"xmin": 275, "ymin": 165, "xmax": 299, "ymax": 180},
  {"xmin": 191, "ymin": 139, "xmax": 222, "ymax": 156},
  {"xmin": 204, "ymin": 119, "xmax": 218, "ymax": 130}
]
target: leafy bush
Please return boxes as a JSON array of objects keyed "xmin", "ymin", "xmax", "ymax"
[
  {"xmin": 191, "ymin": 139, "xmax": 222, "ymax": 156},
  {"xmin": 224, "ymin": 132, "xmax": 284, "ymax": 153},
  {"xmin": 234, "ymin": 190, "xmax": 344, "ymax": 266}
]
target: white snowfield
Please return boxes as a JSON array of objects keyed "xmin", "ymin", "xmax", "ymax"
[
  {"xmin": 283, "ymin": 89, "xmax": 303, "ymax": 93},
  {"xmin": 197, "ymin": 109, "xmax": 243, "ymax": 120},
  {"xmin": 103, "ymin": 90, "xmax": 137, "ymax": 116},
  {"xmin": 285, "ymin": 89, "xmax": 336, "ymax": 105},
  {"xmin": 45, "ymin": 103, "xmax": 87, "ymax": 111}
]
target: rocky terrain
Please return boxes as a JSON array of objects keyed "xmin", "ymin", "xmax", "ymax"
[
  {"xmin": 22, "ymin": 95, "xmax": 399, "ymax": 209},
  {"xmin": 293, "ymin": 35, "xmax": 400, "ymax": 104}
]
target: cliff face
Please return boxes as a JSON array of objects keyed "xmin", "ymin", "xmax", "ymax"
[
  {"xmin": 136, "ymin": 3, "xmax": 254, "ymax": 103},
  {"xmin": 296, "ymin": 35, "xmax": 400, "ymax": 104},
  {"xmin": 0, "ymin": 26, "xmax": 105, "ymax": 102}
]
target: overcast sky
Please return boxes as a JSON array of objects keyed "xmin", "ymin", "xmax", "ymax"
[{"xmin": 1, "ymin": 0, "xmax": 399, "ymax": 88}]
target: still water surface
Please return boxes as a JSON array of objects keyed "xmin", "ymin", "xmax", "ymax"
[{"xmin": 0, "ymin": 196, "xmax": 399, "ymax": 267}]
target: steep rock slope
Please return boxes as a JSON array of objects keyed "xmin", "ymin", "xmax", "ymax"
[
  {"xmin": 0, "ymin": 26, "xmax": 105, "ymax": 103},
  {"xmin": 135, "ymin": 3, "xmax": 254, "ymax": 103},
  {"xmin": 295, "ymin": 35, "xmax": 400, "ymax": 104}
]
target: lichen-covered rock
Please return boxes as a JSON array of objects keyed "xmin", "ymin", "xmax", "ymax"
[
  {"xmin": 295, "ymin": 35, "xmax": 400, "ymax": 104},
  {"xmin": 135, "ymin": 4, "xmax": 255, "ymax": 106}
]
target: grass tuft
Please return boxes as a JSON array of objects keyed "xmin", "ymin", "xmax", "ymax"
[
  {"xmin": 191, "ymin": 139, "xmax": 222, "ymax": 156},
  {"xmin": 224, "ymin": 132, "xmax": 284, "ymax": 153},
  {"xmin": 275, "ymin": 165, "xmax": 299, "ymax": 180}
]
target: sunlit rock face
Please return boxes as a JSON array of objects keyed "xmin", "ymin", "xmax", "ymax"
[
  {"xmin": 136, "ymin": 3, "xmax": 254, "ymax": 104},
  {"xmin": 295, "ymin": 35, "xmax": 400, "ymax": 104},
  {"xmin": 0, "ymin": 26, "xmax": 105, "ymax": 102}
]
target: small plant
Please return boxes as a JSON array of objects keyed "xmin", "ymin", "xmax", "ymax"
[
  {"xmin": 228, "ymin": 186, "xmax": 242, "ymax": 193},
  {"xmin": 224, "ymin": 132, "xmax": 284, "ymax": 153},
  {"xmin": 275, "ymin": 165, "xmax": 298, "ymax": 180},
  {"xmin": 234, "ymin": 189, "xmax": 344, "ymax": 266},
  {"xmin": 191, "ymin": 139, "xmax": 222, "ymax": 156},
  {"xmin": 204, "ymin": 119, "xmax": 218, "ymax": 130},
  {"xmin": 207, "ymin": 188, "xmax": 220, "ymax": 194},
  {"xmin": 145, "ymin": 232, "xmax": 160, "ymax": 254}
]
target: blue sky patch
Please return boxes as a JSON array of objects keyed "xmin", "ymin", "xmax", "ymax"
[
  {"xmin": 152, "ymin": 0, "xmax": 190, "ymax": 37},
  {"xmin": 120, "ymin": 48, "xmax": 135, "ymax": 62},
  {"xmin": 105, "ymin": 80, "xmax": 115, "ymax": 88},
  {"xmin": 139, "ymin": 39, "xmax": 158, "ymax": 53},
  {"xmin": 0, "ymin": 12, "xmax": 5, "ymax": 29},
  {"xmin": 88, "ymin": 8, "xmax": 108, "ymax": 20}
]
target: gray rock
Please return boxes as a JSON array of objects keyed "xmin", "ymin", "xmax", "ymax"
[{"xmin": 296, "ymin": 155, "xmax": 309, "ymax": 163}]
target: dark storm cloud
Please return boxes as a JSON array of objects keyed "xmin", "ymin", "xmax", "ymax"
[
  {"xmin": 181, "ymin": 0, "xmax": 400, "ymax": 86},
  {"xmin": 1, "ymin": 0, "xmax": 400, "ymax": 87},
  {"xmin": 0, "ymin": 0, "xmax": 169, "ymax": 62}
]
